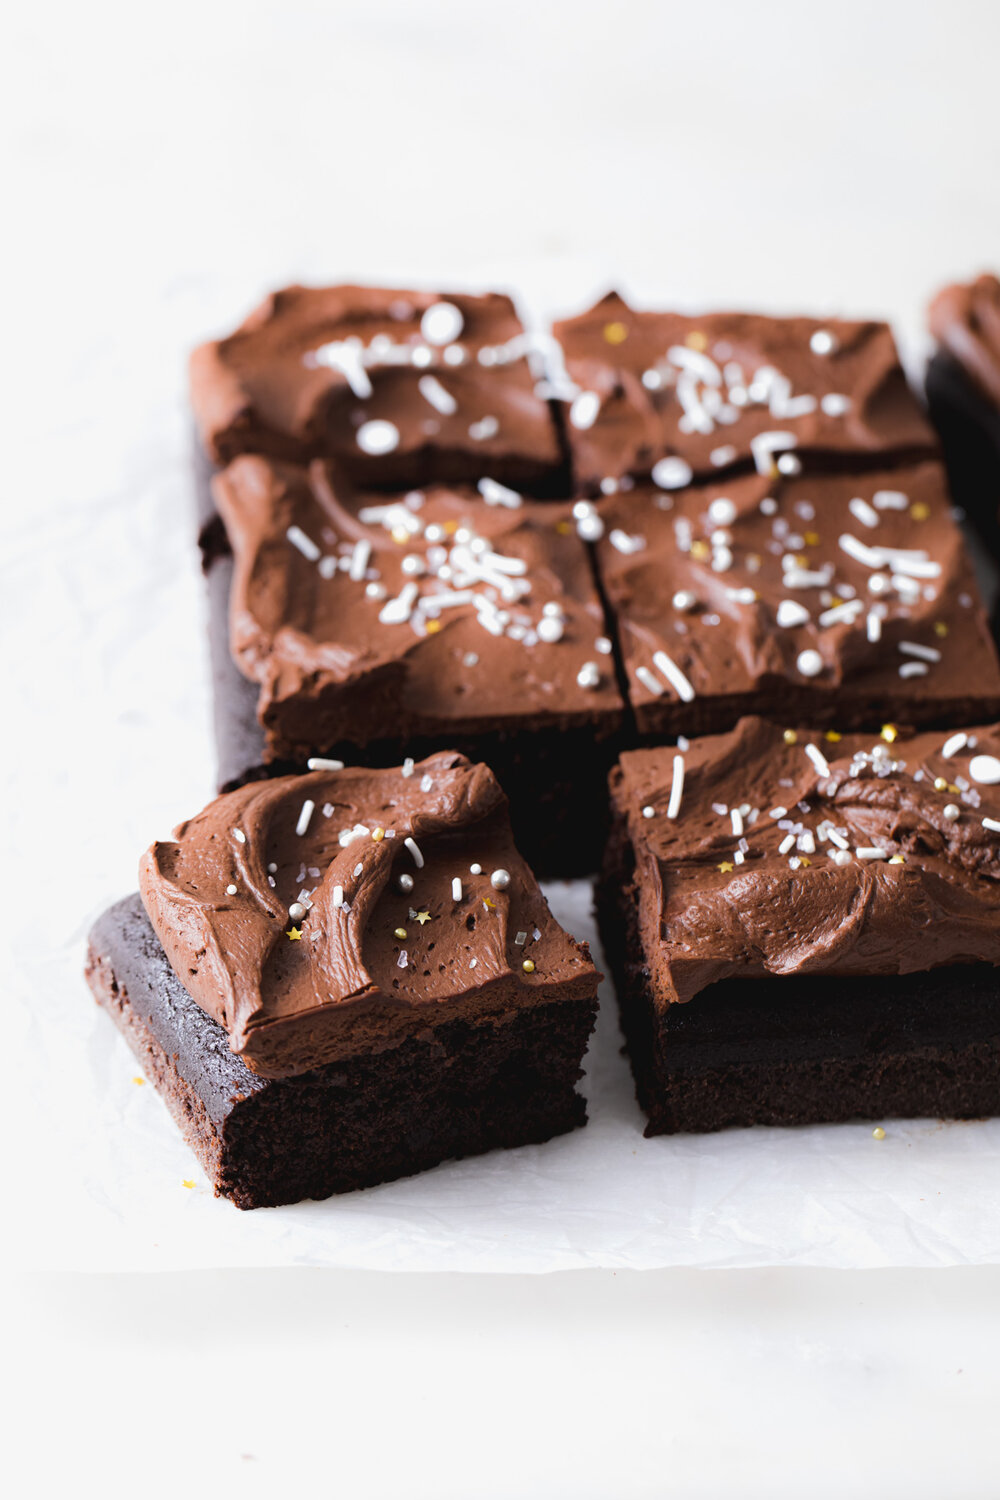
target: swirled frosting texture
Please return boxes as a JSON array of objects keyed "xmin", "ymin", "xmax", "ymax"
[
  {"xmin": 554, "ymin": 291, "xmax": 936, "ymax": 489},
  {"xmin": 593, "ymin": 461, "xmax": 1000, "ymax": 726},
  {"xmin": 212, "ymin": 456, "xmax": 622, "ymax": 758},
  {"xmin": 139, "ymin": 754, "xmax": 597, "ymax": 1077},
  {"xmin": 611, "ymin": 716, "xmax": 1000, "ymax": 1007},
  {"xmin": 189, "ymin": 284, "xmax": 563, "ymax": 487},
  {"xmin": 929, "ymin": 273, "xmax": 1000, "ymax": 409}
]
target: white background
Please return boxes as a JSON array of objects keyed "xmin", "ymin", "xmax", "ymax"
[{"xmin": 7, "ymin": 1, "xmax": 1000, "ymax": 1495}]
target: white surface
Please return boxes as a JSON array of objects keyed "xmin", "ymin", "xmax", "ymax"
[{"xmin": 7, "ymin": 0, "xmax": 1000, "ymax": 1491}]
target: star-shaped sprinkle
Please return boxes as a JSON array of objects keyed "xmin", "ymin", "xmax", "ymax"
[
  {"xmin": 286, "ymin": 927, "xmax": 302, "ymax": 941},
  {"xmin": 718, "ymin": 861, "xmax": 734, "ymax": 873},
  {"xmin": 132, "ymin": 1076, "xmax": 145, "ymax": 1086},
  {"xmin": 182, "ymin": 1179, "xmax": 195, "ymax": 1189},
  {"xmin": 881, "ymin": 724, "xmax": 898, "ymax": 743},
  {"xmin": 414, "ymin": 910, "xmax": 432, "ymax": 925}
]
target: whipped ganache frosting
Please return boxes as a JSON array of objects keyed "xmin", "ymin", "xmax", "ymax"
[
  {"xmin": 189, "ymin": 283, "xmax": 563, "ymax": 486},
  {"xmin": 553, "ymin": 290, "xmax": 936, "ymax": 489},
  {"xmin": 212, "ymin": 456, "xmax": 623, "ymax": 757},
  {"xmin": 928, "ymin": 272, "xmax": 1000, "ymax": 410},
  {"xmin": 592, "ymin": 460, "xmax": 1000, "ymax": 725},
  {"xmin": 139, "ymin": 754, "xmax": 598, "ymax": 1077},
  {"xmin": 611, "ymin": 716, "xmax": 1000, "ymax": 1006}
]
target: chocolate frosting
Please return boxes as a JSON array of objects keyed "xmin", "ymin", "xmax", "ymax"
[
  {"xmin": 212, "ymin": 456, "xmax": 622, "ymax": 757},
  {"xmin": 593, "ymin": 461, "xmax": 1000, "ymax": 721},
  {"xmin": 928, "ymin": 273, "xmax": 1000, "ymax": 409},
  {"xmin": 189, "ymin": 284, "xmax": 562, "ymax": 485},
  {"xmin": 611, "ymin": 716, "xmax": 1000, "ymax": 1006},
  {"xmin": 139, "ymin": 753, "xmax": 597, "ymax": 1077},
  {"xmin": 553, "ymin": 291, "xmax": 936, "ymax": 489}
]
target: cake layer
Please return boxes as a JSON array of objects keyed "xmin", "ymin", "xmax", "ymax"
[{"xmin": 87, "ymin": 897, "xmax": 594, "ymax": 1207}]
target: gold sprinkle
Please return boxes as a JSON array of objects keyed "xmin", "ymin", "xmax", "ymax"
[
  {"xmin": 718, "ymin": 861, "xmax": 735, "ymax": 873},
  {"xmin": 556, "ymin": 520, "xmax": 572, "ymax": 535},
  {"xmin": 783, "ymin": 729, "xmax": 798, "ymax": 745},
  {"xmin": 604, "ymin": 320, "xmax": 629, "ymax": 344},
  {"xmin": 425, "ymin": 619, "xmax": 442, "ymax": 634},
  {"xmin": 522, "ymin": 959, "xmax": 536, "ymax": 973},
  {"xmin": 286, "ymin": 927, "xmax": 302, "ymax": 941},
  {"xmin": 443, "ymin": 519, "xmax": 459, "ymax": 534},
  {"xmin": 482, "ymin": 897, "xmax": 496, "ymax": 910},
  {"xmin": 132, "ymin": 1076, "xmax": 145, "ymax": 1086},
  {"xmin": 888, "ymin": 856, "xmax": 906, "ymax": 864},
  {"xmin": 684, "ymin": 330, "xmax": 708, "ymax": 351},
  {"xmin": 804, "ymin": 531, "xmax": 821, "ymax": 547},
  {"xmin": 371, "ymin": 826, "xmax": 385, "ymax": 841},
  {"xmin": 824, "ymin": 730, "xmax": 842, "ymax": 743},
  {"xmin": 799, "ymin": 857, "xmax": 812, "ymax": 867},
  {"xmin": 934, "ymin": 776, "xmax": 948, "ymax": 791},
  {"xmin": 414, "ymin": 910, "xmax": 432, "ymax": 925},
  {"xmin": 881, "ymin": 724, "xmax": 898, "ymax": 743},
  {"xmin": 182, "ymin": 1179, "xmax": 195, "ymax": 1189},
  {"xmin": 394, "ymin": 927, "xmax": 408, "ymax": 940},
  {"xmin": 829, "ymin": 595, "xmax": 844, "ymax": 609},
  {"xmin": 934, "ymin": 621, "xmax": 949, "ymax": 638},
  {"xmin": 391, "ymin": 526, "xmax": 409, "ymax": 545},
  {"xmin": 910, "ymin": 502, "xmax": 930, "ymax": 521},
  {"xmin": 872, "ymin": 1126, "xmax": 886, "ymax": 1140},
  {"xmin": 690, "ymin": 538, "xmax": 711, "ymax": 561}
]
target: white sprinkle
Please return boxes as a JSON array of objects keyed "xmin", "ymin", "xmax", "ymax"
[
  {"xmin": 652, "ymin": 456, "xmax": 693, "ymax": 490},
  {"xmin": 970, "ymin": 755, "xmax": 1000, "ymax": 785},
  {"xmin": 577, "ymin": 661, "xmax": 601, "ymax": 690},
  {"xmin": 404, "ymin": 837, "xmax": 425, "ymax": 868},
  {"xmin": 226, "ymin": 883, "xmax": 237, "ymax": 896},
  {"xmin": 750, "ymin": 431, "xmax": 798, "ymax": 475},
  {"xmin": 708, "ymin": 496, "xmax": 737, "ymax": 527},
  {"xmin": 769, "ymin": 807, "xmax": 788, "ymax": 819},
  {"xmin": 397, "ymin": 949, "xmax": 409, "ymax": 969},
  {"xmin": 796, "ymin": 649, "xmax": 823, "ymax": 678},
  {"xmin": 856, "ymin": 847, "xmax": 889, "ymax": 860},
  {"xmin": 609, "ymin": 528, "xmax": 645, "ymax": 554},
  {"xmin": 570, "ymin": 390, "xmax": 601, "ymax": 429},
  {"xmin": 982, "ymin": 818, "xmax": 1000, "ymax": 833},
  {"xmin": 873, "ymin": 490, "xmax": 908, "ymax": 510},
  {"xmin": 636, "ymin": 665, "xmax": 664, "ymax": 697},
  {"xmin": 731, "ymin": 808, "xmax": 744, "ymax": 836},
  {"xmin": 776, "ymin": 599, "xmax": 810, "ymax": 629},
  {"xmin": 710, "ymin": 445, "xmax": 738, "ymax": 467},
  {"xmin": 491, "ymin": 868, "xmax": 511, "ymax": 890},
  {"xmin": 418, "ymin": 374, "xmax": 457, "ymax": 415},
  {"xmin": 348, "ymin": 540, "xmax": 371, "ymax": 581},
  {"xmin": 821, "ymin": 393, "xmax": 851, "ymax": 417},
  {"xmin": 514, "ymin": 930, "xmax": 528, "ymax": 946},
  {"xmin": 849, "ymin": 497, "xmax": 880, "ymax": 529},
  {"xmin": 469, "ymin": 415, "xmax": 499, "ymax": 441},
  {"xmin": 233, "ymin": 828, "xmax": 246, "ymax": 845},
  {"xmin": 595, "ymin": 636, "xmax": 613, "ymax": 654},
  {"xmin": 356, "ymin": 419, "xmax": 400, "ymax": 455},
  {"xmin": 734, "ymin": 850, "xmax": 745, "ymax": 865},
  {"xmin": 818, "ymin": 600, "xmax": 864, "ymax": 628},
  {"xmin": 642, "ymin": 805, "xmax": 655, "ymax": 819},
  {"xmin": 420, "ymin": 301, "xmax": 464, "ymax": 345},
  {"xmin": 942, "ymin": 733, "xmax": 968, "ymax": 758},
  {"xmin": 353, "ymin": 863, "xmax": 363, "ymax": 878},
  {"xmin": 943, "ymin": 804, "xmax": 961, "ymax": 821},
  {"xmin": 477, "ymin": 476, "xmax": 522, "ymax": 509},
  {"xmin": 378, "ymin": 581, "xmax": 419, "ymax": 625},
  {"xmin": 839, "ymin": 532, "xmax": 883, "ymax": 568},
  {"xmin": 401, "ymin": 758, "xmax": 415, "ymax": 778},
  {"xmin": 295, "ymin": 800, "xmax": 315, "ymax": 836},
  {"xmin": 667, "ymin": 753, "xmax": 685, "ymax": 820},
  {"xmin": 867, "ymin": 610, "xmax": 882, "ymax": 643},
  {"xmin": 899, "ymin": 641, "xmax": 941, "ymax": 663},
  {"xmin": 307, "ymin": 757, "xmax": 345, "ymax": 771},
  {"xmin": 827, "ymin": 828, "xmax": 849, "ymax": 850},
  {"xmin": 470, "ymin": 863, "xmax": 482, "ymax": 875},
  {"xmin": 286, "ymin": 525, "xmax": 321, "ymax": 561},
  {"xmin": 673, "ymin": 590, "xmax": 697, "ymax": 612},
  {"xmin": 830, "ymin": 849, "xmax": 852, "ymax": 865},
  {"xmin": 805, "ymin": 743, "xmax": 831, "ymax": 777},
  {"xmin": 899, "ymin": 662, "xmax": 929, "ymax": 678},
  {"xmin": 779, "ymin": 834, "xmax": 796, "ymax": 855},
  {"xmin": 332, "ymin": 885, "xmax": 344, "ymax": 908},
  {"xmin": 452, "ymin": 877, "xmax": 463, "ymax": 902},
  {"xmin": 653, "ymin": 649, "xmax": 695, "ymax": 702},
  {"xmin": 810, "ymin": 329, "xmax": 838, "ymax": 355}
]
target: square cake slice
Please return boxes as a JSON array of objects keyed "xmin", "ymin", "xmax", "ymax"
[
  {"xmin": 206, "ymin": 455, "xmax": 624, "ymax": 875},
  {"xmin": 599, "ymin": 716, "xmax": 1000, "ymax": 1135},
  {"xmin": 84, "ymin": 754, "xmax": 600, "ymax": 1207},
  {"xmin": 189, "ymin": 283, "xmax": 565, "ymax": 492},
  {"xmin": 591, "ymin": 460, "xmax": 1000, "ymax": 738},
  {"xmin": 553, "ymin": 290, "xmax": 936, "ymax": 492},
  {"xmin": 926, "ymin": 272, "xmax": 1000, "ymax": 557}
]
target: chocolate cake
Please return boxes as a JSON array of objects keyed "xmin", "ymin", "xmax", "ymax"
[
  {"xmin": 203, "ymin": 455, "xmax": 625, "ymax": 875},
  {"xmin": 190, "ymin": 284, "xmax": 566, "ymax": 493},
  {"xmin": 598, "ymin": 716, "xmax": 1000, "ymax": 1135},
  {"xmin": 85, "ymin": 754, "xmax": 600, "ymax": 1207},
  {"xmin": 926, "ymin": 272, "xmax": 1000, "ymax": 556},
  {"xmin": 590, "ymin": 460, "xmax": 1000, "ymax": 738},
  {"xmin": 553, "ymin": 290, "xmax": 937, "ymax": 492}
]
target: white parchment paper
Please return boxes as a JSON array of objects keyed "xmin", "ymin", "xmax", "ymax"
[{"xmin": 7, "ymin": 263, "xmax": 1000, "ymax": 1273}]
